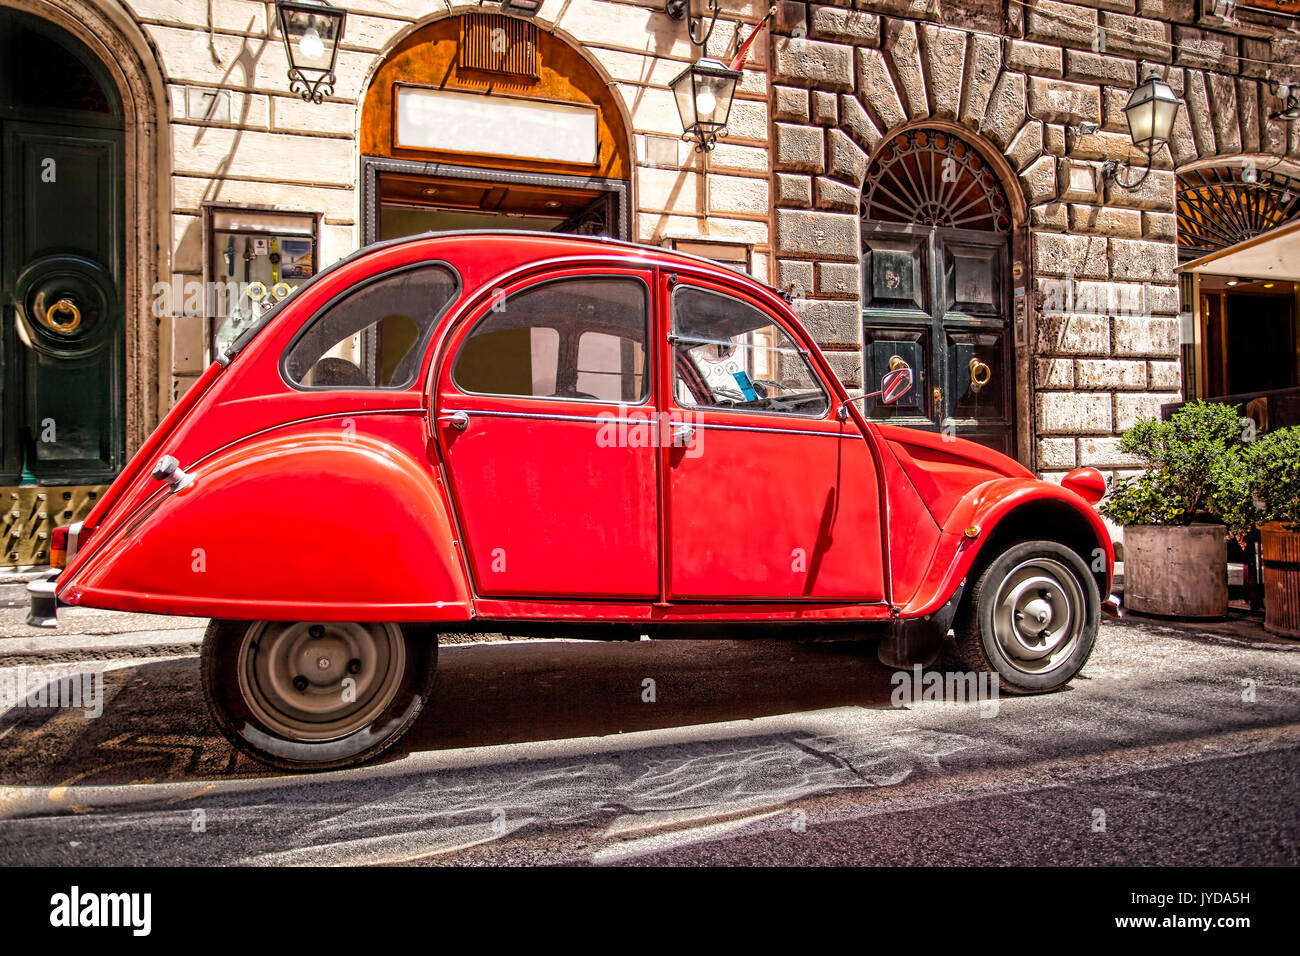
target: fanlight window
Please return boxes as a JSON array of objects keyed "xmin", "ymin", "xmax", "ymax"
[
  {"xmin": 861, "ymin": 129, "xmax": 1011, "ymax": 233},
  {"xmin": 1176, "ymin": 166, "xmax": 1300, "ymax": 260}
]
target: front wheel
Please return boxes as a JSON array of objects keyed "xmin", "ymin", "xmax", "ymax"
[
  {"xmin": 201, "ymin": 620, "xmax": 437, "ymax": 771},
  {"xmin": 953, "ymin": 540, "xmax": 1099, "ymax": 694}
]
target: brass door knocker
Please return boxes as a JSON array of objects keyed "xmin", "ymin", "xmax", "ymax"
[{"xmin": 41, "ymin": 297, "xmax": 82, "ymax": 333}]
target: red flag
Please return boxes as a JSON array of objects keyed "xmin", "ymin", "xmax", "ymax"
[{"xmin": 728, "ymin": 5, "xmax": 777, "ymax": 72}]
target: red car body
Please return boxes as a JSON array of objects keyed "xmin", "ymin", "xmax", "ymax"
[{"xmin": 34, "ymin": 232, "xmax": 1115, "ymax": 769}]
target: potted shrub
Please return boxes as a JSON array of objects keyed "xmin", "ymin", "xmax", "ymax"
[
  {"xmin": 1100, "ymin": 401, "xmax": 1251, "ymax": 618},
  {"xmin": 1245, "ymin": 427, "xmax": 1300, "ymax": 638}
]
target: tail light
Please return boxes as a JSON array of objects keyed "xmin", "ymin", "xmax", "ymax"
[
  {"xmin": 48, "ymin": 520, "xmax": 86, "ymax": 570},
  {"xmin": 50, "ymin": 525, "xmax": 69, "ymax": 569}
]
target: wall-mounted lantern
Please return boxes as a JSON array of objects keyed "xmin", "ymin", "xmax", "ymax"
[
  {"xmin": 276, "ymin": 0, "xmax": 346, "ymax": 104},
  {"xmin": 666, "ymin": 0, "xmax": 721, "ymax": 48},
  {"xmin": 499, "ymin": 0, "xmax": 544, "ymax": 16},
  {"xmin": 1270, "ymin": 87, "xmax": 1300, "ymax": 123},
  {"xmin": 670, "ymin": 56, "xmax": 741, "ymax": 152},
  {"xmin": 1103, "ymin": 72, "xmax": 1182, "ymax": 190}
]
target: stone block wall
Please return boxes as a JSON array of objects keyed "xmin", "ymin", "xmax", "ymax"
[{"xmin": 768, "ymin": 0, "xmax": 1300, "ymax": 481}]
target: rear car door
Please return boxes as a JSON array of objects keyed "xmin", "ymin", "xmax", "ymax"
[{"xmin": 435, "ymin": 267, "xmax": 659, "ymax": 599}]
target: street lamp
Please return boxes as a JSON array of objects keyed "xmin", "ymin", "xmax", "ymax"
[
  {"xmin": 670, "ymin": 56, "xmax": 741, "ymax": 152},
  {"xmin": 1103, "ymin": 72, "xmax": 1182, "ymax": 190},
  {"xmin": 276, "ymin": 0, "xmax": 346, "ymax": 104},
  {"xmin": 666, "ymin": 0, "xmax": 721, "ymax": 48}
]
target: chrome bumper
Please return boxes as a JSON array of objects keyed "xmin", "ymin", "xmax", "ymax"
[{"xmin": 26, "ymin": 568, "xmax": 61, "ymax": 628}]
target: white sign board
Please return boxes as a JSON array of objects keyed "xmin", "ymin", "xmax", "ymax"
[{"xmin": 395, "ymin": 86, "xmax": 598, "ymax": 166}]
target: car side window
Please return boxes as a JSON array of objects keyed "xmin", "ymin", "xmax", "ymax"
[
  {"xmin": 453, "ymin": 277, "xmax": 648, "ymax": 402},
  {"xmin": 671, "ymin": 286, "xmax": 830, "ymax": 417},
  {"xmin": 283, "ymin": 264, "xmax": 458, "ymax": 389}
]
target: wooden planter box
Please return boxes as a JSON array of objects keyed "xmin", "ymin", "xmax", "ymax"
[{"xmin": 1261, "ymin": 523, "xmax": 1300, "ymax": 639}]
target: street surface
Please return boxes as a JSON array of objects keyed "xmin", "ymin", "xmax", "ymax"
[{"xmin": 0, "ymin": 577, "xmax": 1296, "ymax": 866}]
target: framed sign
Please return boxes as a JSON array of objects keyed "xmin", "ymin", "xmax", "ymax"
[{"xmin": 394, "ymin": 84, "xmax": 599, "ymax": 166}]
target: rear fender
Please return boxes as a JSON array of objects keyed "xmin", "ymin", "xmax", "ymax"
[
  {"xmin": 58, "ymin": 431, "xmax": 472, "ymax": 622},
  {"xmin": 902, "ymin": 478, "xmax": 1114, "ymax": 617}
]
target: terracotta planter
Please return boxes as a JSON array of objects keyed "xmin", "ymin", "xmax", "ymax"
[
  {"xmin": 1260, "ymin": 523, "xmax": 1300, "ymax": 639},
  {"xmin": 1123, "ymin": 524, "xmax": 1228, "ymax": 618}
]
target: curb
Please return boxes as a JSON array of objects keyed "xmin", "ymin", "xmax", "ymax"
[{"xmin": 0, "ymin": 628, "xmax": 205, "ymax": 666}]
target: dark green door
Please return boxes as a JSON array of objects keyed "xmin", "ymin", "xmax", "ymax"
[
  {"xmin": 0, "ymin": 9, "xmax": 125, "ymax": 485},
  {"xmin": 860, "ymin": 221, "xmax": 1015, "ymax": 457}
]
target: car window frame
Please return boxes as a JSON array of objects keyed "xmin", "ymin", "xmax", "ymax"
[
  {"xmin": 668, "ymin": 281, "xmax": 833, "ymax": 422},
  {"xmin": 449, "ymin": 271, "xmax": 654, "ymax": 407},
  {"xmin": 278, "ymin": 260, "xmax": 463, "ymax": 392}
]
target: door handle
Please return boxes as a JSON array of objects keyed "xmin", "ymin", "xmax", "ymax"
[
  {"xmin": 671, "ymin": 424, "xmax": 695, "ymax": 446},
  {"xmin": 969, "ymin": 358, "xmax": 992, "ymax": 392},
  {"xmin": 440, "ymin": 411, "xmax": 470, "ymax": 431}
]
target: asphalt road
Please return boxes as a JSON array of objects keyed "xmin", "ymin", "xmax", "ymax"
[{"xmin": 0, "ymin": 607, "xmax": 1296, "ymax": 866}]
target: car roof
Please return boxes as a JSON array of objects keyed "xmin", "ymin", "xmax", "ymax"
[{"xmin": 224, "ymin": 229, "xmax": 790, "ymax": 363}]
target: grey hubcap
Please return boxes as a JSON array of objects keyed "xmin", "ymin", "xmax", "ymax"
[
  {"xmin": 990, "ymin": 557, "xmax": 1085, "ymax": 676},
  {"xmin": 237, "ymin": 622, "xmax": 405, "ymax": 741}
]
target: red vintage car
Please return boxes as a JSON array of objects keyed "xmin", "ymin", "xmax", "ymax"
[{"xmin": 28, "ymin": 231, "xmax": 1115, "ymax": 770}]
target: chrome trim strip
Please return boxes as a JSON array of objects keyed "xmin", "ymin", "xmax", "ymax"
[{"xmin": 454, "ymin": 407, "xmax": 857, "ymax": 439}]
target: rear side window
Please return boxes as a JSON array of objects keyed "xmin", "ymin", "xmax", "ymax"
[
  {"xmin": 453, "ymin": 277, "xmax": 648, "ymax": 402},
  {"xmin": 283, "ymin": 264, "xmax": 458, "ymax": 388}
]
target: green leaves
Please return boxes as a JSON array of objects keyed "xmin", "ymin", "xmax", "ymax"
[
  {"xmin": 1101, "ymin": 400, "xmax": 1255, "ymax": 534},
  {"xmin": 1243, "ymin": 427, "xmax": 1300, "ymax": 532}
]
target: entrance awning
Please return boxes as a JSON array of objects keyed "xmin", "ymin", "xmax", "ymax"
[{"xmin": 1176, "ymin": 218, "xmax": 1300, "ymax": 282}]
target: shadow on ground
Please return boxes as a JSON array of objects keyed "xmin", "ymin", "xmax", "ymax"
[{"xmin": 0, "ymin": 637, "xmax": 902, "ymax": 787}]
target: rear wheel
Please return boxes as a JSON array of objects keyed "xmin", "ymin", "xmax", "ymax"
[
  {"xmin": 201, "ymin": 620, "xmax": 437, "ymax": 771},
  {"xmin": 954, "ymin": 540, "xmax": 1099, "ymax": 694}
]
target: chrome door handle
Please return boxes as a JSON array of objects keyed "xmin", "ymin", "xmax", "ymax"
[
  {"xmin": 440, "ymin": 411, "xmax": 470, "ymax": 431},
  {"xmin": 671, "ymin": 424, "xmax": 695, "ymax": 446}
]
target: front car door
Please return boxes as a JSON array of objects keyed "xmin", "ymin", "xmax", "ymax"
[
  {"xmin": 662, "ymin": 275, "xmax": 887, "ymax": 603},
  {"xmin": 436, "ymin": 267, "xmax": 659, "ymax": 599}
]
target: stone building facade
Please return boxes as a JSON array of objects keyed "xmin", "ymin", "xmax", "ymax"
[{"xmin": 767, "ymin": 0, "xmax": 1300, "ymax": 482}]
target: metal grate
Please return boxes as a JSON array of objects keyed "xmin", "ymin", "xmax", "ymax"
[
  {"xmin": 460, "ymin": 13, "xmax": 538, "ymax": 78},
  {"xmin": 1176, "ymin": 166, "xmax": 1300, "ymax": 260},
  {"xmin": 861, "ymin": 129, "xmax": 1011, "ymax": 232}
]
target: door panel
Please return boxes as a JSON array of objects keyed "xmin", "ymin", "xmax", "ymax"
[
  {"xmin": 440, "ymin": 408, "xmax": 660, "ymax": 598},
  {"xmin": 436, "ymin": 268, "xmax": 659, "ymax": 599},
  {"xmin": 861, "ymin": 221, "xmax": 1014, "ymax": 457},
  {"xmin": 664, "ymin": 275, "xmax": 886, "ymax": 603},
  {"xmin": 666, "ymin": 424, "xmax": 886, "ymax": 601},
  {"xmin": 2, "ymin": 123, "xmax": 124, "ymax": 483}
]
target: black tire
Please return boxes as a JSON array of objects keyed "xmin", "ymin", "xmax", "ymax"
[
  {"xmin": 201, "ymin": 619, "xmax": 437, "ymax": 771},
  {"xmin": 953, "ymin": 539, "xmax": 1099, "ymax": 694}
]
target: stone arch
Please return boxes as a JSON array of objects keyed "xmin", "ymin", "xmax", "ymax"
[
  {"xmin": 773, "ymin": 24, "xmax": 1042, "ymax": 464},
  {"xmin": 7, "ymin": 0, "xmax": 170, "ymax": 448}
]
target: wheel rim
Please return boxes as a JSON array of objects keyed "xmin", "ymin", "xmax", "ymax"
[
  {"xmin": 989, "ymin": 557, "xmax": 1086, "ymax": 676},
  {"xmin": 237, "ymin": 622, "xmax": 406, "ymax": 741}
]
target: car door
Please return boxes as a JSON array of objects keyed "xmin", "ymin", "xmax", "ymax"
[
  {"xmin": 435, "ymin": 266, "xmax": 659, "ymax": 599},
  {"xmin": 662, "ymin": 274, "xmax": 887, "ymax": 602}
]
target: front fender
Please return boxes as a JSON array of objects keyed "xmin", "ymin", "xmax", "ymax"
[
  {"xmin": 58, "ymin": 431, "xmax": 472, "ymax": 622},
  {"xmin": 902, "ymin": 478, "xmax": 1114, "ymax": 618}
]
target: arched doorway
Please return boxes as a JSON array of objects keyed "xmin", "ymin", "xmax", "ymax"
[
  {"xmin": 359, "ymin": 12, "xmax": 633, "ymax": 244},
  {"xmin": 858, "ymin": 127, "xmax": 1019, "ymax": 457},
  {"xmin": 1, "ymin": 7, "xmax": 125, "ymax": 561},
  {"xmin": 1177, "ymin": 164, "xmax": 1300, "ymax": 400}
]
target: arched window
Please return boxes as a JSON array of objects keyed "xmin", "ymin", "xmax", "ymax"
[
  {"xmin": 1176, "ymin": 166, "xmax": 1300, "ymax": 260},
  {"xmin": 861, "ymin": 129, "xmax": 1011, "ymax": 233}
]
